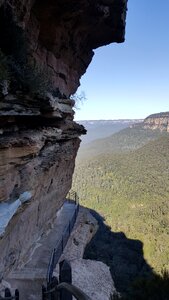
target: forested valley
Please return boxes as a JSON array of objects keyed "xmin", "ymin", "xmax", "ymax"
[{"xmin": 73, "ymin": 124, "xmax": 169, "ymax": 297}]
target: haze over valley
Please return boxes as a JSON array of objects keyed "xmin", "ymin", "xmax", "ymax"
[{"xmin": 73, "ymin": 112, "xmax": 169, "ymax": 296}]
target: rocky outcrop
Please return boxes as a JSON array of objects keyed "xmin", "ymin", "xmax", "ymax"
[
  {"xmin": 61, "ymin": 206, "xmax": 98, "ymax": 261},
  {"xmin": 143, "ymin": 112, "xmax": 169, "ymax": 132},
  {"xmin": 0, "ymin": 0, "xmax": 127, "ymax": 278},
  {"xmin": 71, "ymin": 259, "xmax": 116, "ymax": 300},
  {"xmin": 56, "ymin": 207, "xmax": 116, "ymax": 300},
  {"xmin": 0, "ymin": 94, "xmax": 85, "ymax": 277},
  {"xmin": 0, "ymin": 0, "xmax": 127, "ymax": 96}
]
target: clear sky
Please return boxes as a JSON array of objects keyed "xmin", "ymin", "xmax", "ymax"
[{"xmin": 75, "ymin": 0, "xmax": 169, "ymax": 121}]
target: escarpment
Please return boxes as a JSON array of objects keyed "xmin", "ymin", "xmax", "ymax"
[
  {"xmin": 143, "ymin": 112, "xmax": 169, "ymax": 132},
  {"xmin": 0, "ymin": 0, "xmax": 127, "ymax": 96},
  {"xmin": 0, "ymin": 0, "xmax": 127, "ymax": 278}
]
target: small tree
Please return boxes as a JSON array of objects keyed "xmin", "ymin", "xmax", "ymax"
[{"xmin": 70, "ymin": 91, "xmax": 86, "ymax": 109}]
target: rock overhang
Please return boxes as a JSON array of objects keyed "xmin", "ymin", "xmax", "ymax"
[
  {"xmin": 32, "ymin": 0, "xmax": 127, "ymax": 47},
  {"xmin": 0, "ymin": 0, "xmax": 127, "ymax": 96},
  {"xmin": 0, "ymin": 0, "xmax": 128, "ymax": 277}
]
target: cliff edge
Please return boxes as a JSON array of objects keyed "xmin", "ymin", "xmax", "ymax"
[
  {"xmin": 143, "ymin": 112, "xmax": 169, "ymax": 132},
  {"xmin": 0, "ymin": 0, "xmax": 127, "ymax": 278}
]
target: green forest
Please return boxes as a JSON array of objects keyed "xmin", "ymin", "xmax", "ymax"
[{"xmin": 73, "ymin": 126, "xmax": 169, "ymax": 274}]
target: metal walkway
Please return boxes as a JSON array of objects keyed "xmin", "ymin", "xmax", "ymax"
[{"xmin": 7, "ymin": 200, "xmax": 78, "ymax": 300}]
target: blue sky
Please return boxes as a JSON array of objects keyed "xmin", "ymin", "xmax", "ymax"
[{"xmin": 75, "ymin": 0, "xmax": 169, "ymax": 120}]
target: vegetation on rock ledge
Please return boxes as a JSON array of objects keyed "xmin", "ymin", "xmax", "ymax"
[{"xmin": 0, "ymin": 5, "xmax": 53, "ymax": 97}]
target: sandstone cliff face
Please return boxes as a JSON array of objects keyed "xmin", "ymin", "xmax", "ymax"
[
  {"xmin": 0, "ymin": 0, "xmax": 127, "ymax": 278},
  {"xmin": 0, "ymin": 95, "xmax": 85, "ymax": 277},
  {"xmin": 143, "ymin": 112, "xmax": 169, "ymax": 132},
  {"xmin": 0, "ymin": 0, "xmax": 127, "ymax": 96}
]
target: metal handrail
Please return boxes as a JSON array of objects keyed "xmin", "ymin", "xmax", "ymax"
[
  {"xmin": 0, "ymin": 289, "xmax": 19, "ymax": 300},
  {"xmin": 57, "ymin": 282, "xmax": 92, "ymax": 300},
  {"xmin": 47, "ymin": 194, "xmax": 79, "ymax": 284},
  {"xmin": 43, "ymin": 282, "xmax": 92, "ymax": 300},
  {"xmin": 46, "ymin": 248, "xmax": 56, "ymax": 285},
  {"xmin": 66, "ymin": 190, "xmax": 79, "ymax": 205}
]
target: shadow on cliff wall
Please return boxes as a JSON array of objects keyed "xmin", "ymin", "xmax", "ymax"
[{"xmin": 83, "ymin": 209, "xmax": 169, "ymax": 300}]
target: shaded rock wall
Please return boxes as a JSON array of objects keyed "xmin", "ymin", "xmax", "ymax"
[
  {"xmin": 0, "ymin": 0, "xmax": 127, "ymax": 277},
  {"xmin": 0, "ymin": 95, "xmax": 85, "ymax": 276},
  {"xmin": 0, "ymin": 64, "xmax": 86, "ymax": 278},
  {"xmin": 0, "ymin": 0, "xmax": 127, "ymax": 96}
]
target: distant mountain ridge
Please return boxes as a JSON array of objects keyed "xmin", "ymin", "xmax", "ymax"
[
  {"xmin": 78, "ymin": 119, "xmax": 143, "ymax": 125},
  {"xmin": 77, "ymin": 126, "xmax": 169, "ymax": 160},
  {"xmin": 77, "ymin": 119, "xmax": 143, "ymax": 145},
  {"xmin": 73, "ymin": 121, "xmax": 169, "ymax": 280}
]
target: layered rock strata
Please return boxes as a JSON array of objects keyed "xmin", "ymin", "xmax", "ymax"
[
  {"xmin": 0, "ymin": 0, "xmax": 127, "ymax": 279},
  {"xmin": 143, "ymin": 112, "xmax": 169, "ymax": 132},
  {"xmin": 0, "ymin": 94, "xmax": 85, "ymax": 277}
]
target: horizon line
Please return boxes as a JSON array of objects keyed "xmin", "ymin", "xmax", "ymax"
[{"xmin": 74, "ymin": 118, "xmax": 144, "ymax": 121}]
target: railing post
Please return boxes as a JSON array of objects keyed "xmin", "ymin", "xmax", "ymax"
[
  {"xmin": 15, "ymin": 289, "xmax": 19, "ymax": 300},
  {"xmin": 59, "ymin": 260, "xmax": 72, "ymax": 300},
  {"xmin": 61, "ymin": 236, "xmax": 64, "ymax": 252},
  {"xmin": 5, "ymin": 288, "xmax": 11, "ymax": 299},
  {"xmin": 42, "ymin": 285, "xmax": 47, "ymax": 300},
  {"xmin": 46, "ymin": 191, "xmax": 80, "ymax": 296},
  {"xmin": 51, "ymin": 277, "xmax": 59, "ymax": 300},
  {"xmin": 69, "ymin": 221, "xmax": 71, "ymax": 235}
]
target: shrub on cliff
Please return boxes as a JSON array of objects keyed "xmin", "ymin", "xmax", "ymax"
[
  {"xmin": 0, "ymin": 49, "xmax": 9, "ymax": 81},
  {"xmin": 70, "ymin": 91, "xmax": 86, "ymax": 108},
  {"xmin": 9, "ymin": 61, "xmax": 53, "ymax": 96},
  {"xmin": 0, "ymin": 4, "xmax": 27, "ymax": 64},
  {"xmin": 0, "ymin": 50, "xmax": 53, "ymax": 96},
  {"xmin": 0, "ymin": 5, "xmax": 52, "ymax": 97},
  {"xmin": 23, "ymin": 65, "xmax": 53, "ymax": 96},
  {"xmin": 0, "ymin": 49, "xmax": 10, "ymax": 95}
]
